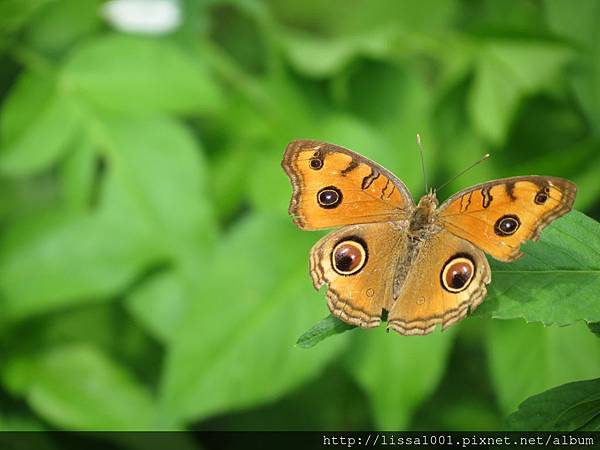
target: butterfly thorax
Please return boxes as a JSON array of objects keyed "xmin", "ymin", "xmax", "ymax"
[{"xmin": 408, "ymin": 192, "xmax": 439, "ymax": 237}]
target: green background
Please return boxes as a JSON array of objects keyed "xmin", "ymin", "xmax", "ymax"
[{"xmin": 0, "ymin": 0, "xmax": 599, "ymax": 433}]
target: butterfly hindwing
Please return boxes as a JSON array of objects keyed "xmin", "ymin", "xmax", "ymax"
[
  {"xmin": 310, "ymin": 222, "xmax": 407, "ymax": 328},
  {"xmin": 387, "ymin": 229, "xmax": 491, "ymax": 335}
]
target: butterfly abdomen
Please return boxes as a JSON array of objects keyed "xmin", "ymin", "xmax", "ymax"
[{"xmin": 393, "ymin": 237, "xmax": 421, "ymax": 299}]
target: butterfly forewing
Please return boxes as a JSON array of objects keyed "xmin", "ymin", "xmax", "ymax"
[
  {"xmin": 282, "ymin": 140, "xmax": 414, "ymax": 230},
  {"xmin": 438, "ymin": 176, "xmax": 576, "ymax": 262}
]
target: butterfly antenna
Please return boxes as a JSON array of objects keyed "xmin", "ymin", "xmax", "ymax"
[
  {"xmin": 416, "ymin": 133, "xmax": 428, "ymax": 193},
  {"xmin": 436, "ymin": 153, "xmax": 491, "ymax": 193}
]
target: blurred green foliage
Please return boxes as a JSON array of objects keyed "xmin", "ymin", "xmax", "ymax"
[{"xmin": 0, "ymin": 0, "xmax": 599, "ymax": 433}]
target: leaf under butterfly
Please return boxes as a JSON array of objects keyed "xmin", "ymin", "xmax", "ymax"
[
  {"xmin": 296, "ymin": 315, "xmax": 355, "ymax": 349},
  {"xmin": 298, "ymin": 210, "xmax": 600, "ymax": 347},
  {"xmin": 478, "ymin": 210, "xmax": 600, "ymax": 325},
  {"xmin": 506, "ymin": 377, "xmax": 600, "ymax": 431}
]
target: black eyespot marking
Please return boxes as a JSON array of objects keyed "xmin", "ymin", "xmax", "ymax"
[
  {"xmin": 309, "ymin": 151, "xmax": 324, "ymax": 170},
  {"xmin": 309, "ymin": 158, "xmax": 323, "ymax": 170},
  {"xmin": 441, "ymin": 254, "xmax": 475, "ymax": 293},
  {"xmin": 535, "ymin": 187, "xmax": 550, "ymax": 205},
  {"xmin": 317, "ymin": 186, "xmax": 342, "ymax": 209},
  {"xmin": 535, "ymin": 192, "xmax": 547, "ymax": 204},
  {"xmin": 494, "ymin": 214, "xmax": 521, "ymax": 236},
  {"xmin": 331, "ymin": 237, "xmax": 368, "ymax": 276}
]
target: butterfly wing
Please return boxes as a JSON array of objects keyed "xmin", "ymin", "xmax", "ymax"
[
  {"xmin": 282, "ymin": 140, "xmax": 414, "ymax": 230},
  {"xmin": 310, "ymin": 222, "xmax": 408, "ymax": 328},
  {"xmin": 387, "ymin": 229, "xmax": 491, "ymax": 335},
  {"xmin": 438, "ymin": 176, "xmax": 576, "ymax": 262}
]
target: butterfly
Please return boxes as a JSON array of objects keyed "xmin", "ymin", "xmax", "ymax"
[{"xmin": 281, "ymin": 140, "xmax": 577, "ymax": 335}]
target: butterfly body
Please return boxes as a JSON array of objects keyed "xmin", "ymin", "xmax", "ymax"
[
  {"xmin": 408, "ymin": 192, "xmax": 439, "ymax": 235},
  {"xmin": 282, "ymin": 140, "xmax": 576, "ymax": 335}
]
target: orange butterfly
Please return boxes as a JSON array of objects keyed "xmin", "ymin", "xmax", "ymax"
[{"xmin": 282, "ymin": 140, "xmax": 576, "ymax": 335}]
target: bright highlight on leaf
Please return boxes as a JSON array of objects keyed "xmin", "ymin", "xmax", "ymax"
[{"xmin": 102, "ymin": 0, "xmax": 182, "ymax": 34}]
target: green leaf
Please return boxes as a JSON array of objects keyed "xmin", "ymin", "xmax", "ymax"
[
  {"xmin": 296, "ymin": 315, "xmax": 355, "ymax": 349},
  {"xmin": 63, "ymin": 35, "xmax": 222, "ymax": 114},
  {"xmin": 0, "ymin": 114, "xmax": 216, "ymax": 321},
  {"xmin": 544, "ymin": 0, "xmax": 600, "ymax": 132},
  {"xmin": 544, "ymin": 0, "xmax": 599, "ymax": 47},
  {"xmin": 469, "ymin": 41, "xmax": 572, "ymax": 144},
  {"xmin": 344, "ymin": 64, "xmax": 436, "ymax": 194},
  {"xmin": 345, "ymin": 327, "xmax": 454, "ymax": 429},
  {"xmin": 99, "ymin": 114, "xmax": 217, "ymax": 254},
  {"xmin": 280, "ymin": 29, "xmax": 394, "ymax": 78},
  {"xmin": 98, "ymin": 115, "xmax": 217, "ymax": 330},
  {"xmin": 507, "ymin": 377, "xmax": 600, "ymax": 431},
  {"xmin": 434, "ymin": 73, "xmax": 496, "ymax": 195},
  {"xmin": 272, "ymin": 0, "xmax": 456, "ymax": 77},
  {"xmin": 161, "ymin": 215, "xmax": 347, "ymax": 422},
  {"xmin": 58, "ymin": 135, "xmax": 96, "ymax": 212},
  {"xmin": 0, "ymin": 70, "xmax": 54, "ymax": 143},
  {"xmin": 569, "ymin": 147, "xmax": 600, "ymax": 210},
  {"xmin": 269, "ymin": 0, "xmax": 455, "ymax": 37},
  {"xmin": 9, "ymin": 344, "xmax": 157, "ymax": 430},
  {"xmin": 486, "ymin": 320, "xmax": 600, "ymax": 415},
  {"xmin": 570, "ymin": 34, "xmax": 600, "ymax": 135},
  {"xmin": 126, "ymin": 271, "xmax": 187, "ymax": 343},
  {"xmin": 488, "ymin": 42, "xmax": 573, "ymax": 90},
  {"xmin": 0, "ymin": 0, "xmax": 52, "ymax": 34},
  {"xmin": 0, "ymin": 206, "xmax": 160, "ymax": 321},
  {"xmin": 210, "ymin": 146, "xmax": 255, "ymax": 221},
  {"xmin": 23, "ymin": 0, "xmax": 103, "ymax": 55},
  {"xmin": 476, "ymin": 211, "xmax": 600, "ymax": 325},
  {"xmin": 0, "ymin": 92, "xmax": 80, "ymax": 177},
  {"xmin": 579, "ymin": 412, "xmax": 600, "ymax": 431}
]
